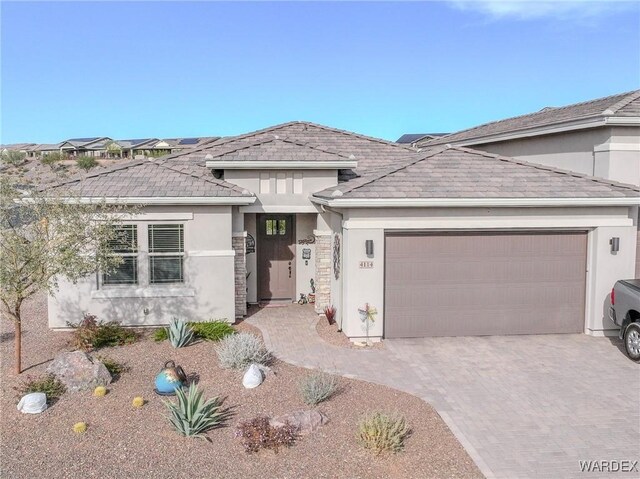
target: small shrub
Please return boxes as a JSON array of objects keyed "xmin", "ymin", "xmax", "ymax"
[
  {"xmin": 15, "ymin": 374, "xmax": 66, "ymax": 403},
  {"xmin": 153, "ymin": 320, "xmax": 234, "ymax": 342},
  {"xmin": 93, "ymin": 386, "xmax": 107, "ymax": 397},
  {"xmin": 76, "ymin": 155, "xmax": 98, "ymax": 171},
  {"xmin": 73, "ymin": 422, "xmax": 87, "ymax": 434},
  {"xmin": 68, "ymin": 313, "xmax": 137, "ymax": 351},
  {"xmin": 164, "ymin": 385, "xmax": 228, "ymax": 438},
  {"xmin": 235, "ymin": 416, "xmax": 297, "ymax": 453},
  {"xmin": 299, "ymin": 371, "xmax": 339, "ymax": 406},
  {"xmin": 324, "ymin": 305, "xmax": 337, "ymax": 325},
  {"xmin": 153, "ymin": 328, "xmax": 168, "ymax": 342},
  {"xmin": 190, "ymin": 320, "xmax": 235, "ymax": 341},
  {"xmin": 215, "ymin": 332, "xmax": 273, "ymax": 369},
  {"xmin": 40, "ymin": 151, "xmax": 64, "ymax": 167},
  {"xmin": 95, "ymin": 355, "xmax": 130, "ymax": 378},
  {"xmin": 132, "ymin": 396, "xmax": 145, "ymax": 408},
  {"xmin": 357, "ymin": 412, "xmax": 410, "ymax": 455},
  {"xmin": 168, "ymin": 318, "xmax": 194, "ymax": 348}
]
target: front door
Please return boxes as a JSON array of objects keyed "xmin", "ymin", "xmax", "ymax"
[{"xmin": 257, "ymin": 215, "xmax": 295, "ymax": 301}]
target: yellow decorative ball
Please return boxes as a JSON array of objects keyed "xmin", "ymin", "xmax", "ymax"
[
  {"xmin": 132, "ymin": 396, "xmax": 145, "ymax": 408},
  {"xmin": 93, "ymin": 386, "xmax": 107, "ymax": 397},
  {"xmin": 73, "ymin": 422, "xmax": 87, "ymax": 434}
]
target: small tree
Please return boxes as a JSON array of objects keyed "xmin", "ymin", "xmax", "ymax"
[
  {"xmin": 105, "ymin": 142, "xmax": 122, "ymax": 158},
  {"xmin": 0, "ymin": 178, "xmax": 131, "ymax": 374},
  {"xmin": 40, "ymin": 151, "xmax": 64, "ymax": 168},
  {"xmin": 1, "ymin": 150, "xmax": 26, "ymax": 167},
  {"xmin": 76, "ymin": 155, "xmax": 98, "ymax": 171}
]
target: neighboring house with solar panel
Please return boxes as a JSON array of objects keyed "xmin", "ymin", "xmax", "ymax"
[
  {"xmin": 415, "ymin": 90, "xmax": 640, "ymax": 188},
  {"xmin": 145, "ymin": 137, "xmax": 220, "ymax": 156},
  {"xmin": 45, "ymin": 102, "xmax": 639, "ymax": 341}
]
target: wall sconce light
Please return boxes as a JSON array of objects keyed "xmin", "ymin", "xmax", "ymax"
[
  {"xmin": 610, "ymin": 237, "xmax": 620, "ymax": 254},
  {"xmin": 365, "ymin": 240, "xmax": 374, "ymax": 257}
]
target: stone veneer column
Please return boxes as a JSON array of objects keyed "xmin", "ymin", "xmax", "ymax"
[
  {"xmin": 314, "ymin": 231, "xmax": 332, "ymax": 313},
  {"xmin": 232, "ymin": 233, "xmax": 247, "ymax": 318}
]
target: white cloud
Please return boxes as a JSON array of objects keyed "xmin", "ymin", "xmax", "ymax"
[{"xmin": 448, "ymin": 0, "xmax": 636, "ymax": 20}]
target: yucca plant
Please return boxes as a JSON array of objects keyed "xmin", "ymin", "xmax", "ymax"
[
  {"xmin": 168, "ymin": 318, "xmax": 194, "ymax": 348},
  {"xmin": 163, "ymin": 385, "xmax": 227, "ymax": 439}
]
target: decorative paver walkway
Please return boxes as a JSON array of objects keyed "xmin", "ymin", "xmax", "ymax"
[{"xmin": 247, "ymin": 304, "xmax": 640, "ymax": 479}]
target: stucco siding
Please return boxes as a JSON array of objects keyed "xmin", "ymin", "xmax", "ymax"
[{"xmin": 48, "ymin": 205, "xmax": 236, "ymax": 328}]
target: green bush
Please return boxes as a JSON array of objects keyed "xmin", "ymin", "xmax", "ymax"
[
  {"xmin": 14, "ymin": 374, "xmax": 66, "ymax": 403},
  {"xmin": 357, "ymin": 412, "xmax": 411, "ymax": 455},
  {"xmin": 235, "ymin": 416, "xmax": 297, "ymax": 453},
  {"xmin": 95, "ymin": 355, "xmax": 130, "ymax": 378},
  {"xmin": 153, "ymin": 320, "xmax": 234, "ymax": 343},
  {"xmin": 40, "ymin": 151, "xmax": 64, "ymax": 166},
  {"xmin": 190, "ymin": 320, "xmax": 235, "ymax": 341},
  {"xmin": 299, "ymin": 371, "xmax": 339, "ymax": 405},
  {"xmin": 68, "ymin": 313, "xmax": 137, "ymax": 351},
  {"xmin": 164, "ymin": 385, "xmax": 229, "ymax": 439},
  {"xmin": 76, "ymin": 155, "xmax": 98, "ymax": 171}
]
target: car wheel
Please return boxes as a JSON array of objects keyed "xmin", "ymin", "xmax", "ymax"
[{"xmin": 624, "ymin": 322, "xmax": 640, "ymax": 361}]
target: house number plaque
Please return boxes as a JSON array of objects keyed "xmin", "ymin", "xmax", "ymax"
[{"xmin": 359, "ymin": 261, "xmax": 374, "ymax": 269}]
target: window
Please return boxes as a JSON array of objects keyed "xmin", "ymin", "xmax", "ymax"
[
  {"xmin": 103, "ymin": 225, "xmax": 138, "ymax": 285},
  {"xmin": 265, "ymin": 219, "xmax": 286, "ymax": 236},
  {"xmin": 149, "ymin": 224, "xmax": 184, "ymax": 284}
]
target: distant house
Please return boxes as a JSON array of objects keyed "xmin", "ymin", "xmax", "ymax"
[
  {"xmin": 396, "ymin": 133, "xmax": 448, "ymax": 145},
  {"xmin": 115, "ymin": 138, "xmax": 159, "ymax": 158},
  {"xmin": 25, "ymin": 143, "xmax": 61, "ymax": 158},
  {"xmin": 417, "ymin": 90, "xmax": 640, "ymax": 187},
  {"xmin": 145, "ymin": 137, "xmax": 220, "ymax": 156}
]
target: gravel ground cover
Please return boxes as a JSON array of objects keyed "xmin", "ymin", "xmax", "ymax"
[
  {"xmin": 1, "ymin": 294, "xmax": 482, "ymax": 479},
  {"xmin": 315, "ymin": 316, "xmax": 384, "ymax": 350}
]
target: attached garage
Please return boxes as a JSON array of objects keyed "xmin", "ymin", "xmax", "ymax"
[{"xmin": 384, "ymin": 231, "xmax": 588, "ymax": 338}]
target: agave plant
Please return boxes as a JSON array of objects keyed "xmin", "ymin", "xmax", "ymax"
[
  {"xmin": 168, "ymin": 318, "xmax": 194, "ymax": 348},
  {"xmin": 163, "ymin": 385, "xmax": 227, "ymax": 438}
]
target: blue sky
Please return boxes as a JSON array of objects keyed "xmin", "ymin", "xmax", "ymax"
[{"xmin": 2, "ymin": 1, "xmax": 639, "ymax": 144}]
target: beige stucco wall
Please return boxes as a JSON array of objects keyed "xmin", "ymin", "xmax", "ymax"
[
  {"xmin": 335, "ymin": 206, "xmax": 637, "ymax": 339},
  {"xmin": 224, "ymin": 169, "xmax": 337, "ymax": 212},
  {"xmin": 295, "ymin": 214, "xmax": 316, "ymax": 300},
  {"xmin": 469, "ymin": 126, "xmax": 640, "ymax": 187},
  {"xmin": 48, "ymin": 205, "xmax": 236, "ymax": 328}
]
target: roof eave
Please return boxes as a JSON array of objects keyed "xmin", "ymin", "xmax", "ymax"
[
  {"xmin": 53, "ymin": 196, "xmax": 257, "ymax": 206},
  {"xmin": 205, "ymin": 160, "xmax": 358, "ymax": 170},
  {"xmin": 310, "ymin": 196, "xmax": 640, "ymax": 208}
]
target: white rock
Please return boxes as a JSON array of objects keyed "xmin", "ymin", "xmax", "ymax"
[
  {"xmin": 17, "ymin": 392, "xmax": 47, "ymax": 414},
  {"xmin": 242, "ymin": 363, "xmax": 264, "ymax": 389}
]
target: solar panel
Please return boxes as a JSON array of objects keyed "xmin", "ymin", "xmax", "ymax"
[{"xmin": 179, "ymin": 138, "xmax": 200, "ymax": 145}]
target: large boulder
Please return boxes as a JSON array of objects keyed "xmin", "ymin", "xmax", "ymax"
[
  {"xmin": 270, "ymin": 410, "xmax": 329, "ymax": 435},
  {"xmin": 46, "ymin": 351, "xmax": 112, "ymax": 392}
]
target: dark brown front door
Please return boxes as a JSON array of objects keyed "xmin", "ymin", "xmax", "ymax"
[{"xmin": 257, "ymin": 215, "xmax": 295, "ymax": 301}]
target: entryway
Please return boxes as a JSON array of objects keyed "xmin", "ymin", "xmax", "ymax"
[{"xmin": 257, "ymin": 214, "xmax": 295, "ymax": 301}]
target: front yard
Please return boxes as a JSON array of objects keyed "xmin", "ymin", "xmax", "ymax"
[{"xmin": 0, "ymin": 294, "xmax": 482, "ymax": 479}]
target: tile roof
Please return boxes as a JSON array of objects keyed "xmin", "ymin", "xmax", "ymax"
[
  {"xmin": 396, "ymin": 133, "xmax": 447, "ymax": 144},
  {"xmin": 166, "ymin": 121, "xmax": 415, "ymax": 174},
  {"xmin": 313, "ymin": 146, "xmax": 640, "ymax": 199},
  {"xmin": 44, "ymin": 159, "xmax": 253, "ymax": 198},
  {"xmin": 202, "ymin": 136, "xmax": 357, "ymax": 162},
  {"xmin": 420, "ymin": 90, "xmax": 640, "ymax": 147}
]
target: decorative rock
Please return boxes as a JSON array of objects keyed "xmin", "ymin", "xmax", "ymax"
[
  {"xmin": 17, "ymin": 393, "xmax": 47, "ymax": 414},
  {"xmin": 46, "ymin": 351, "xmax": 112, "ymax": 392},
  {"xmin": 270, "ymin": 410, "xmax": 329, "ymax": 435},
  {"xmin": 242, "ymin": 363, "xmax": 264, "ymax": 389}
]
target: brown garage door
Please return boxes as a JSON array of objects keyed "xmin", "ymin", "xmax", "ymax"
[{"xmin": 384, "ymin": 231, "xmax": 587, "ymax": 338}]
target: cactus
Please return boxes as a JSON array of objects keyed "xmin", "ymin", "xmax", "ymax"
[
  {"xmin": 164, "ymin": 385, "xmax": 228, "ymax": 438},
  {"xmin": 132, "ymin": 396, "xmax": 145, "ymax": 408},
  {"xmin": 168, "ymin": 318, "xmax": 194, "ymax": 348},
  {"xmin": 73, "ymin": 422, "xmax": 87, "ymax": 434},
  {"xmin": 93, "ymin": 386, "xmax": 107, "ymax": 397}
]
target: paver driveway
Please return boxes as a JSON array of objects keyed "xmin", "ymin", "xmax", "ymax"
[{"xmin": 248, "ymin": 305, "xmax": 640, "ymax": 479}]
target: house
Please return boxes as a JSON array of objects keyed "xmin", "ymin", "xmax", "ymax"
[
  {"xmin": 58, "ymin": 137, "xmax": 114, "ymax": 157},
  {"xmin": 45, "ymin": 121, "xmax": 639, "ymax": 341},
  {"xmin": 416, "ymin": 90, "xmax": 640, "ymax": 187},
  {"xmin": 115, "ymin": 138, "xmax": 159, "ymax": 158},
  {"xmin": 144, "ymin": 137, "xmax": 220, "ymax": 156}
]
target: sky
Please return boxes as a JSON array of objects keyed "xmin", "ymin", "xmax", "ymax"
[{"xmin": 1, "ymin": 1, "xmax": 639, "ymax": 144}]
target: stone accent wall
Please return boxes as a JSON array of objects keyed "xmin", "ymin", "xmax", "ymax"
[
  {"xmin": 314, "ymin": 233, "xmax": 331, "ymax": 312},
  {"xmin": 232, "ymin": 235, "xmax": 247, "ymax": 318}
]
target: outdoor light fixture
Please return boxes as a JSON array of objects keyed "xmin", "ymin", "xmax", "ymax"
[
  {"xmin": 365, "ymin": 240, "xmax": 374, "ymax": 257},
  {"xmin": 610, "ymin": 237, "xmax": 620, "ymax": 254}
]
